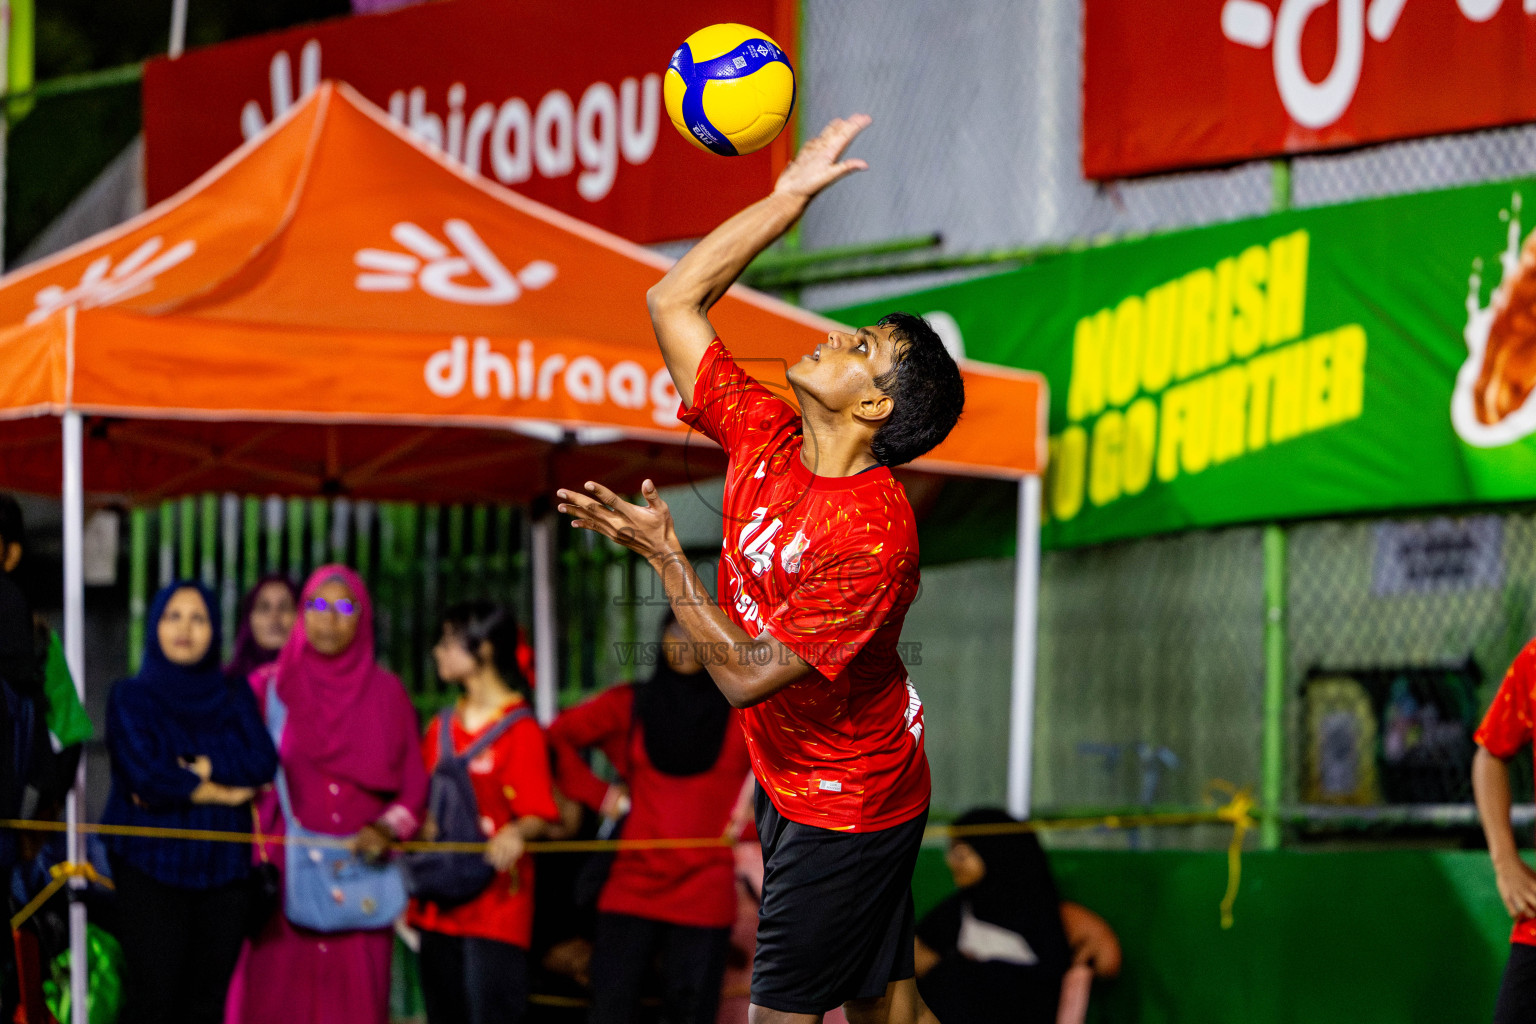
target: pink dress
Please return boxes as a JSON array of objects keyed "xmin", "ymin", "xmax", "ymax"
[{"xmin": 227, "ymin": 664, "xmax": 427, "ymax": 1024}]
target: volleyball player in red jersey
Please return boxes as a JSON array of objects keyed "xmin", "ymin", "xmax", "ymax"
[{"xmin": 557, "ymin": 116, "xmax": 964, "ymax": 1024}]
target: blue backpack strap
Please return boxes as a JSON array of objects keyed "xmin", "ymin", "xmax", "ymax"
[
  {"xmin": 437, "ymin": 710, "xmax": 456, "ymax": 767},
  {"xmin": 457, "ymin": 704, "xmax": 533, "ymax": 764}
]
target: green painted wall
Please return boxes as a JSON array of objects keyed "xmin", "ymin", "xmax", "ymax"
[{"xmin": 913, "ymin": 848, "xmax": 1515, "ymax": 1024}]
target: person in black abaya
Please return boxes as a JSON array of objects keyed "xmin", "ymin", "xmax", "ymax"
[
  {"xmin": 0, "ymin": 494, "xmax": 56, "ymax": 1022},
  {"xmin": 914, "ymin": 808, "xmax": 1120, "ymax": 1023},
  {"xmin": 104, "ymin": 582, "xmax": 278, "ymax": 1024},
  {"xmin": 547, "ymin": 612, "xmax": 753, "ymax": 1024}
]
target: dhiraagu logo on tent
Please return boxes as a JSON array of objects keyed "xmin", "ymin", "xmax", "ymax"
[
  {"xmin": 1046, "ymin": 229, "xmax": 1368, "ymax": 524},
  {"xmin": 423, "ymin": 336, "xmax": 681, "ymax": 427},
  {"xmin": 28, "ymin": 236, "xmax": 198, "ymax": 324},
  {"xmin": 355, "ymin": 220, "xmax": 556, "ymax": 305}
]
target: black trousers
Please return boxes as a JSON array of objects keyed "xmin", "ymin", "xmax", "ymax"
[
  {"xmin": 111, "ymin": 858, "xmax": 250, "ymax": 1024},
  {"xmin": 418, "ymin": 930, "xmax": 529, "ymax": 1024},
  {"xmin": 589, "ymin": 911, "xmax": 731, "ymax": 1024},
  {"xmin": 0, "ymin": 912, "xmax": 16, "ymax": 1024},
  {"xmin": 1497, "ymin": 943, "xmax": 1536, "ymax": 1024}
]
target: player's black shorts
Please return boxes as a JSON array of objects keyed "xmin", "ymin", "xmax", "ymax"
[
  {"xmin": 1497, "ymin": 943, "xmax": 1536, "ymax": 1024},
  {"xmin": 750, "ymin": 787, "xmax": 928, "ymax": 1015}
]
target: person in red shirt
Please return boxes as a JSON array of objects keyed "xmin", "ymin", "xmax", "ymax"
[
  {"xmin": 408, "ymin": 601, "xmax": 559, "ymax": 1024},
  {"xmin": 556, "ymin": 115, "xmax": 965, "ymax": 1024},
  {"xmin": 547, "ymin": 611, "xmax": 753, "ymax": 1023},
  {"xmin": 1475, "ymin": 640, "xmax": 1536, "ymax": 1023}
]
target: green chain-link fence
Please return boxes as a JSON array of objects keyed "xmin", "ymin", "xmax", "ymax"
[
  {"xmin": 1286, "ymin": 514, "xmax": 1536, "ymax": 817},
  {"xmin": 1025, "ymin": 510, "xmax": 1536, "ymax": 850},
  {"xmin": 125, "ymin": 495, "xmax": 646, "ymax": 718},
  {"xmin": 1029, "ymin": 528, "xmax": 1266, "ymax": 850}
]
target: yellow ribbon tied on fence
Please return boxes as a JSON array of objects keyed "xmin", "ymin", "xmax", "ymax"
[{"xmin": 1207, "ymin": 781, "xmax": 1258, "ymax": 930}]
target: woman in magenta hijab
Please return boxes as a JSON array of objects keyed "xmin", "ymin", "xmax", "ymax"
[{"xmin": 230, "ymin": 565, "xmax": 427, "ymax": 1024}]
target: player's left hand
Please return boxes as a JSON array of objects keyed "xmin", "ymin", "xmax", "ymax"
[{"xmin": 557, "ymin": 479, "xmax": 679, "ymax": 563}]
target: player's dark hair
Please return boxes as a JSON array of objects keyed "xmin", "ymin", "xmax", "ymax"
[
  {"xmin": 869, "ymin": 312, "xmax": 965, "ymax": 467},
  {"xmin": 0, "ymin": 494, "xmax": 22, "ymax": 554},
  {"xmin": 442, "ymin": 599, "xmax": 529, "ymax": 697}
]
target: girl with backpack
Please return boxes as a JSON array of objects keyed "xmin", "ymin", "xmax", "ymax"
[{"xmin": 407, "ymin": 601, "xmax": 559, "ymax": 1024}]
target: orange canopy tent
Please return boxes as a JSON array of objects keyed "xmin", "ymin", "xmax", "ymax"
[
  {"xmin": 0, "ymin": 85, "xmax": 1049, "ymax": 960},
  {"xmin": 0, "ymin": 83, "xmax": 1042, "ymax": 500}
]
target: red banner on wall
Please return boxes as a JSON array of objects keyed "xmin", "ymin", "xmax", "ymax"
[
  {"xmin": 142, "ymin": 0, "xmax": 795, "ymax": 243},
  {"xmin": 1083, "ymin": 0, "xmax": 1536, "ymax": 180}
]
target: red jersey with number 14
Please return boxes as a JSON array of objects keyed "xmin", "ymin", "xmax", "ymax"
[
  {"xmin": 678, "ymin": 338, "xmax": 929, "ymax": 833},
  {"xmin": 1476, "ymin": 638, "xmax": 1536, "ymax": 947}
]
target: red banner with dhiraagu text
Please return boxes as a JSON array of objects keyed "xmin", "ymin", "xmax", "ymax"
[
  {"xmin": 142, "ymin": 0, "xmax": 796, "ymax": 243},
  {"xmin": 1083, "ymin": 0, "xmax": 1536, "ymax": 180}
]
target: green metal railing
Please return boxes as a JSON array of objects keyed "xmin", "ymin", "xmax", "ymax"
[
  {"xmin": 1, "ymin": 60, "xmax": 142, "ymax": 110},
  {"xmin": 1259, "ymin": 160, "xmax": 1293, "ymax": 850},
  {"xmin": 1261, "ymin": 526, "xmax": 1287, "ymax": 850}
]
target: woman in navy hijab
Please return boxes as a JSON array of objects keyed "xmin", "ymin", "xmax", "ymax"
[{"xmin": 103, "ymin": 581, "xmax": 278, "ymax": 1024}]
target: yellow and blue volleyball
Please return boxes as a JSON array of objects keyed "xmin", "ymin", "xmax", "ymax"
[{"xmin": 664, "ymin": 24, "xmax": 795, "ymax": 157}]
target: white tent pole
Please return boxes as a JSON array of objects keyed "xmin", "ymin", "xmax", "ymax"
[
  {"xmin": 168, "ymin": 0, "xmax": 188, "ymax": 59},
  {"xmin": 62, "ymin": 411, "xmax": 89, "ymax": 1021},
  {"xmin": 1007, "ymin": 474, "xmax": 1042, "ymax": 819},
  {"xmin": 531, "ymin": 513, "xmax": 557, "ymax": 725}
]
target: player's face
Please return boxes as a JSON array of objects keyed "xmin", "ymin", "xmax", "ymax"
[{"xmin": 788, "ymin": 324, "xmax": 900, "ymax": 420}]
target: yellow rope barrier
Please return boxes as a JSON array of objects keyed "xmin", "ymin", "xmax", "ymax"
[
  {"xmin": 0, "ymin": 819, "xmax": 735, "ymax": 854},
  {"xmin": 528, "ymin": 993, "xmax": 593, "ymax": 1009},
  {"xmin": 9, "ymin": 874, "xmax": 66, "ymax": 931},
  {"xmin": 2, "ymin": 785, "xmax": 1261, "ymax": 930},
  {"xmin": 9, "ymin": 861, "xmax": 112, "ymax": 931}
]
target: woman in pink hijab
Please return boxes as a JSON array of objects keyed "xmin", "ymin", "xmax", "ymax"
[{"xmin": 230, "ymin": 565, "xmax": 427, "ymax": 1024}]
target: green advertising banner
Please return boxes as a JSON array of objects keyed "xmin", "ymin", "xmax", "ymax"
[{"xmin": 833, "ymin": 177, "xmax": 1536, "ymax": 550}]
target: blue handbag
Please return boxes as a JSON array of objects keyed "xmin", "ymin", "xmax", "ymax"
[{"xmin": 265, "ymin": 685, "xmax": 409, "ymax": 932}]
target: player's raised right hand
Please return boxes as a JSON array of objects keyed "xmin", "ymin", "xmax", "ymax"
[
  {"xmin": 558, "ymin": 479, "xmax": 679, "ymax": 566},
  {"xmin": 772, "ymin": 115, "xmax": 871, "ymax": 201}
]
